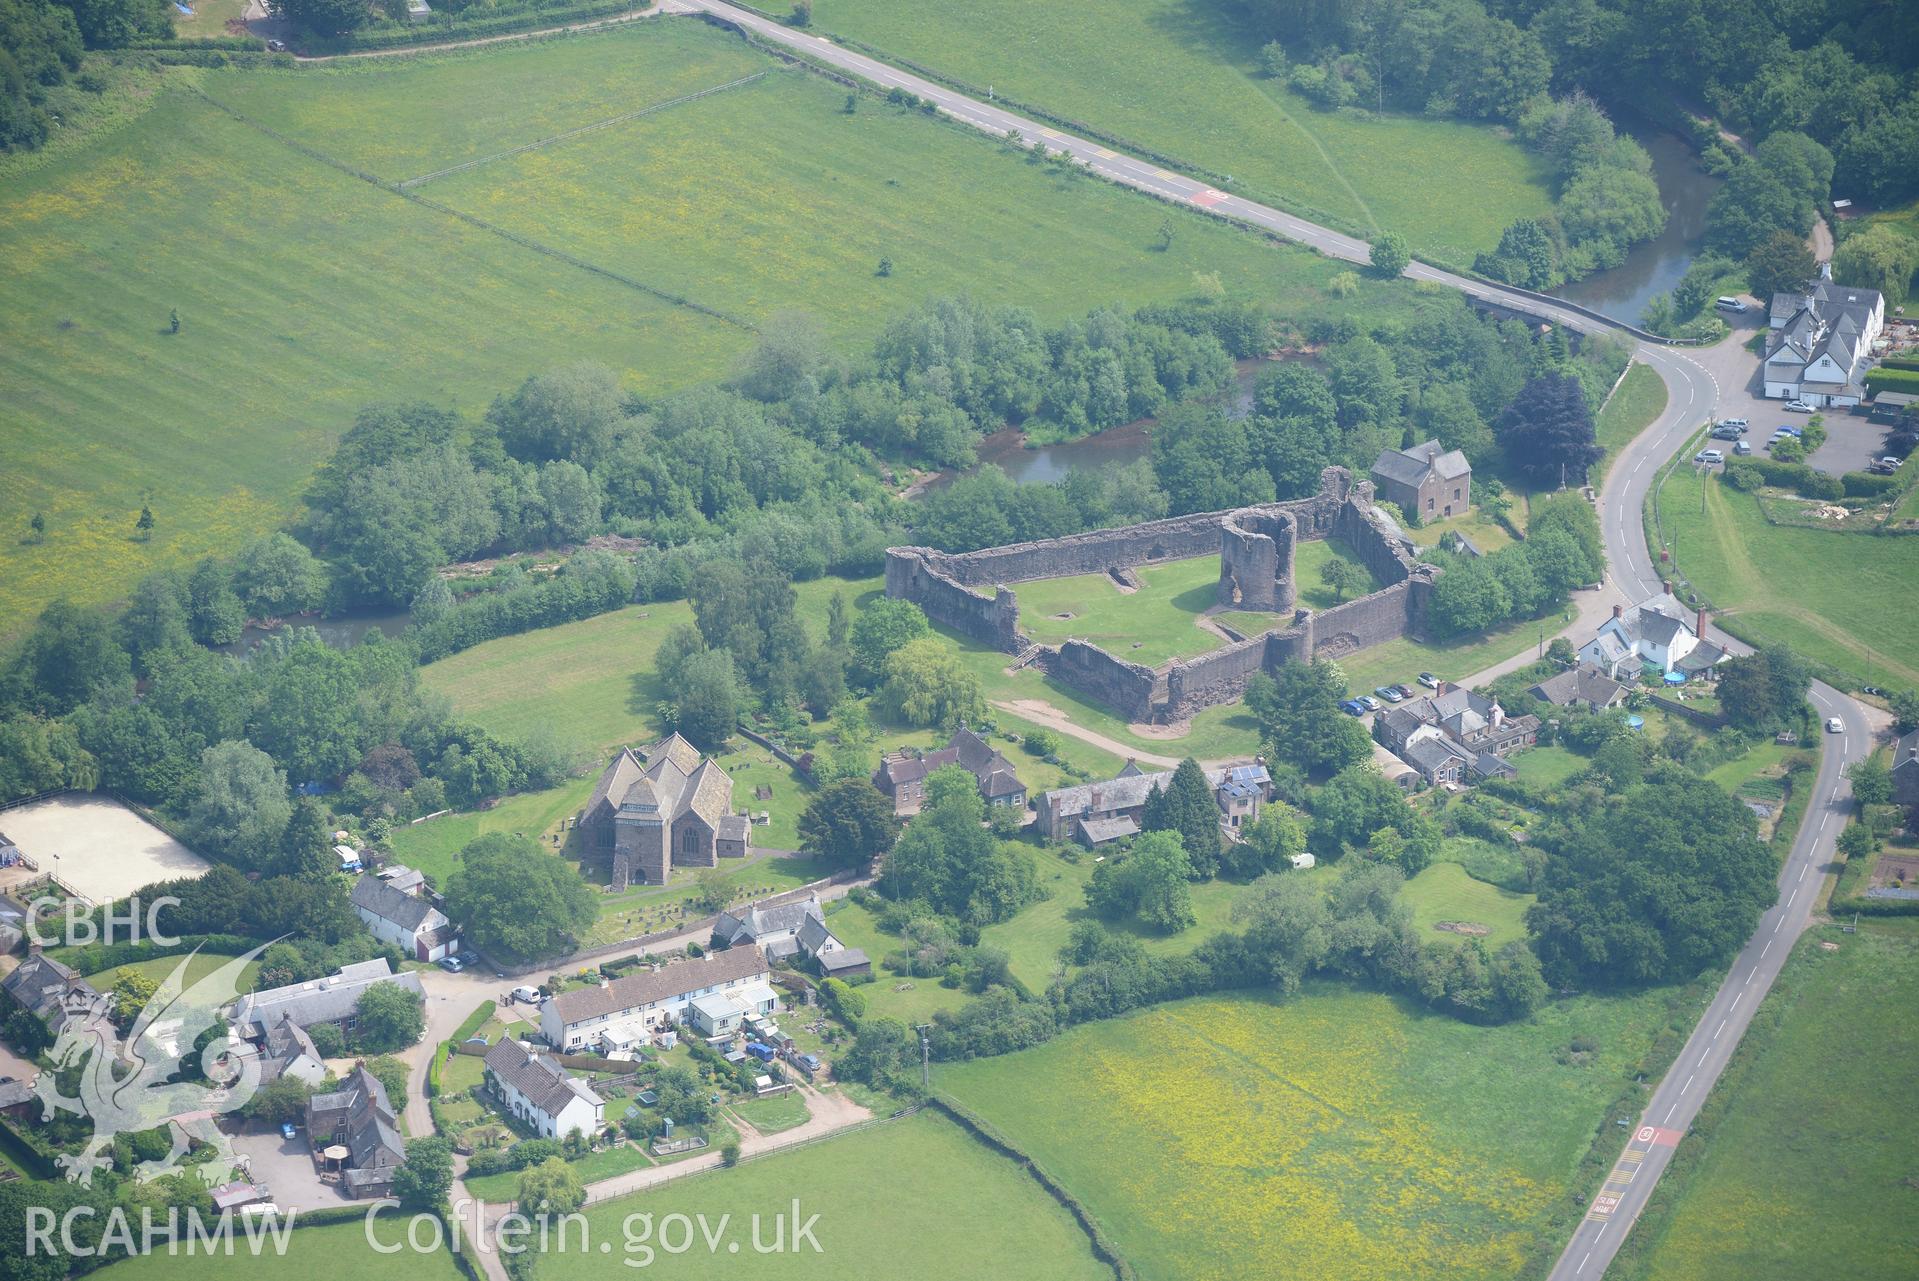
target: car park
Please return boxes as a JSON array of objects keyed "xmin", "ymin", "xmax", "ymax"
[
  {"xmin": 1417, "ymin": 672, "xmax": 1439, "ymax": 688},
  {"xmin": 1694, "ymin": 448, "xmax": 1724, "ymax": 464},
  {"xmin": 1374, "ymin": 686, "xmax": 1404, "ymax": 703},
  {"xmin": 1783, "ymin": 400, "xmax": 1814, "ymax": 413}
]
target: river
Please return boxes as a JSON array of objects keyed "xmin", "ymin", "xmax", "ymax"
[{"xmin": 1557, "ymin": 127, "xmax": 1721, "ymax": 326}]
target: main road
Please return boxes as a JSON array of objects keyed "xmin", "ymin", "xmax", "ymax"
[{"xmin": 676, "ymin": 4, "xmax": 1873, "ymax": 1272}]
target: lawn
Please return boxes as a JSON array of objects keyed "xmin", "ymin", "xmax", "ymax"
[
  {"xmin": 1615, "ymin": 919, "xmax": 1919, "ymax": 1281},
  {"xmin": 1292, "ymin": 537, "xmax": 1384, "ymax": 611},
  {"xmin": 82, "ymin": 948, "xmax": 260, "ymax": 995},
  {"xmin": 1595, "ymin": 361, "xmax": 1671, "ymax": 480},
  {"xmin": 730, "ymin": 1090, "xmax": 811, "ymax": 1135},
  {"xmin": 939, "ymin": 985, "xmax": 1685, "ymax": 1281},
  {"xmin": 1399, "ymin": 862, "xmax": 1534, "ymax": 951},
  {"xmin": 816, "ymin": 900, "xmax": 973, "ymax": 1024},
  {"xmin": 810, "ymin": 0, "xmax": 1555, "ymax": 266},
  {"xmin": 92, "ymin": 1218, "xmax": 466, "ymax": 1281},
  {"xmin": 527, "ymin": 1110, "xmax": 1111, "ymax": 1280},
  {"xmin": 1514, "ymin": 744, "xmax": 1586, "ymax": 788},
  {"xmin": 1333, "ymin": 606, "xmax": 1572, "ymax": 696},
  {"xmin": 168, "ymin": 0, "xmax": 249, "ymax": 38},
  {"xmin": 1014, "ymin": 555, "xmax": 1225, "ymax": 667},
  {"xmin": 4, "ymin": 17, "xmax": 1383, "ymax": 631},
  {"xmin": 388, "ymin": 776, "xmax": 596, "ymax": 887},
  {"xmin": 1656, "ymin": 465, "xmax": 1919, "ymax": 688}
]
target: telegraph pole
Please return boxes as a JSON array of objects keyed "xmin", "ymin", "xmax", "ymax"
[{"xmin": 914, "ymin": 1024, "xmax": 932, "ymax": 1092}]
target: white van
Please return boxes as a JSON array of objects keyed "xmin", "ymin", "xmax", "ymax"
[
  {"xmin": 512, "ymin": 985, "xmax": 541, "ymax": 1005},
  {"xmin": 1714, "ymin": 296, "xmax": 1748, "ymax": 313}
]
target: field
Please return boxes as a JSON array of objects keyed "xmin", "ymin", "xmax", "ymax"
[
  {"xmin": 169, "ymin": 0, "xmax": 248, "ymax": 37},
  {"xmin": 1015, "ymin": 555, "xmax": 1224, "ymax": 667},
  {"xmin": 1656, "ymin": 466, "xmax": 1919, "ymax": 688},
  {"xmin": 1616, "ymin": 919, "xmax": 1919, "ymax": 1280},
  {"xmin": 939, "ymin": 985, "xmax": 1686, "ymax": 1281},
  {"xmin": 91, "ymin": 1219, "xmax": 466, "ymax": 1281},
  {"xmin": 529, "ymin": 1110, "xmax": 1111, "ymax": 1280},
  {"xmin": 1, "ymin": 17, "xmax": 1385, "ymax": 631},
  {"xmin": 812, "ymin": 0, "xmax": 1555, "ymax": 266},
  {"xmin": 1399, "ymin": 862, "xmax": 1534, "ymax": 951}
]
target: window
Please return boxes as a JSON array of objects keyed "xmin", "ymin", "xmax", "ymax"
[
  {"xmin": 1453, "ymin": 487, "xmax": 1460, "ymax": 501},
  {"xmin": 1426, "ymin": 496, "xmax": 1434, "ymax": 511}
]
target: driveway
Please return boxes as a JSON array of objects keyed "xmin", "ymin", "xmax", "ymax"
[
  {"xmin": 1806, "ymin": 414, "xmax": 1897, "ymax": 476},
  {"xmin": 227, "ymin": 1122, "xmax": 345, "ymax": 1211}
]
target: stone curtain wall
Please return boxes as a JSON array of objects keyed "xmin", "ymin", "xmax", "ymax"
[
  {"xmin": 885, "ymin": 467, "xmax": 1437, "ymax": 725},
  {"xmin": 1038, "ymin": 641, "xmax": 1161, "ymax": 722},
  {"xmin": 883, "ymin": 547, "xmax": 1027, "ymax": 652}
]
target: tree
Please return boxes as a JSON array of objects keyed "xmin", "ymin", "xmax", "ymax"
[
  {"xmin": 279, "ymin": 799, "xmax": 336, "ymax": 882},
  {"xmin": 1889, "ymin": 689, "xmax": 1919, "ymax": 733},
  {"xmin": 1528, "ymin": 766, "xmax": 1778, "ymax": 988},
  {"xmin": 667, "ymin": 649, "xmax": 741, "ymax": 751},
  {"xmin": 1232, "ymin": 871, "xmax": 1333, "ymax": 996},
  {"xmin": 186, "ymin": 557, "xmax": 245, "ymax": 645},
  {"xmin": 1832, "ymin": 223, "xmax": 1919, "ymax": 307},
  {"xmin": 240, "ymin": 1075, "xmax": 315, "ymax": 1126},
  {"xmin": 1495, "ymin": 372, "xmax": 1600, "ymax": 485},
  {"xmin": 134, "ymin": 505, "xmax": 153, "ymax": 541},
  {"xmin": 881, "ymin": 636, "xmax": 984, "ymax": 732},
  {"xmin": 445, "ymin": 832, "xmax": 598, "ymax": 964},
  {"xmin": 1848, "ymin": 757, "xmax": 1892, "ymax": 809},
  {"xmin": 1244, "ymin": 662, "xmax": 1371, "ymax": 774},
  {"xmin": 1119, "ymin": 831, "xmax": 1196, "ymax": 932},
  {"xmin": 1744, "ymin": 229, "xmax": 1815, "ymax": 301},
  {"xmin": 850, "ymin": 598, "xmax": 929, "ymax": 684},
  {"xmin": 1368, "ymin": 230, "xmax": 1410, "ymax": 278},
  {"xmin": 362, "ymin": 1055, "xmax": 411, "ymax": 1103},
  {"xmin": 517, "ymin": 1157, "xmax": 585, "ymax": 1217},
  {"xmin": 391, "ymin": 1137, "xmax": 454, "ymax": 1211},
  {"xmin": 353, "ymin": 981, "xmax": 426, "ymax": 1054},
  {"xmin": 230, "ymin": 533, "xmax": 325, "ymax": 618},
  {"xmin": 1141, "ymin": 758, "xmax": 1223, "ymax": 877},
  {"xmin": 883, "ymin": 765, "xmax": 1037, "ymax": 923},
  {"xmin": 265, "ymin": 0, "xmax": 367, "ymax": 38},
  {"xmin": 1319, "ymin": 556, "xmax": 1368, "ymax": 604},
  {"xmin": 798, "ymin": 777, "xmax": 897, "ymax": 869},
  {"xmin": 1718, "ymin": 645, "xmax": 1809, "ymax": 733},
  {"xmin": 1223, "ymin": 801, "xmax": 1307, "ymax": 878},
  {"xmin": 26, "ymin": 512, "xmax": 45, "ymax": 543},
  {"xmin": 109, "ymin": 971, "xmax": 157, "ymax": 1026},
  {"xmin": 1308, "ymin": 763, "xmax": 1413, "ymax": 857},
  {"xmin": 188, "ymin": 740, "xmax": 292, "ymax": 868},
  {"xmin": 4, "ymin": 598, "xmax": 131, "ymax": 715}
]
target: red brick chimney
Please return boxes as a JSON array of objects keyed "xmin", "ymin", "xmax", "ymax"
[
  {"xmin": 1696, "ymin": 606, "xmax": 1708, "ymax": 640},
  {"xmin": 1612, "ymin": 603, "xmax": 1623, "ymax": 620},
  {"xmin": 1661, "ymin": 579, "xmax": 1672, "ymax": 596}
]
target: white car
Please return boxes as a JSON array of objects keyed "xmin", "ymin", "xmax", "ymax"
[
  {"xmin": 1827, "ymin": 717, "xmax": 1844, "ymax": 734},
  {"xmin": 1783, "ymin": 400, "xmax": 1814, "ymax": 413},
  {"xmin": 1694, "ymin": 448, "xmax": 1724, "ymax": 465}
]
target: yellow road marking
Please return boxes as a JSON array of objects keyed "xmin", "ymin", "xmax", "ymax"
[{"xmin": 1093, "ymin": 147, "xmax": 1116, "ymax": 159}]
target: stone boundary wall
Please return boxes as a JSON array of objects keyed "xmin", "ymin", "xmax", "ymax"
[
  {"xmin": 883, "ymin": 546, "xmax": 1027, "ymax": 652},
  {"xmin": 1037, "ymin": 640, "xmax": 1161, "ymax": 722}
]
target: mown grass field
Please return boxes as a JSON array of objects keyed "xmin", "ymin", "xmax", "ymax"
[
  {"xmin": 93, "ymin": 1219, "xmax": 465, "ymax": 1281},
  {"xmin": 1658, "ymin": 466, "xmax": 1919, "ymax": 688},
  {"xmin": 1015, "ymin": 554, "xmax": 1224, "ymax": 666},
  {"xmin": 939, "ymin": 985, "xmax": 1685, "ymax": 1281},
  {"xmin": 1400, "ymin": 861, "xmax": 1533, "ymax": 951},
  {"xmin": 3, "ymin": 17, "xmax": 1387, "ymax": 632},
  {"xmin": 82, "ymin": 948, "xmax": 260, "ymax": 994},
  {"xmin": 812, "ymin": 0, "xmax": 1555, "ymax": 266},
  {"xmin": 1616, "ymin": 919, "xmax": 1919, "ymax": 1281},
  {"xmin": 531, "ymin": 1110, "xmax": 1111, "ymax": 1281}
]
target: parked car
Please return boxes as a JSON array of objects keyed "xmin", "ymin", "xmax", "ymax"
[
  {"xmin": 1374, "ymin": 686, "xmax": 1404, "ymax": 703},
  {"xmin": 1733, "ymin": 440, "xmax": 1752, "ymax": 455},
  {"xmin": 280, "ymin": 1122, "xmax": 298, "ymax": 1140},
  {"xmin": 1358, "ymin": 695, "xmax": 1381, "ymax": 712},
  {"xmin": 1709, "ymin": 424, "xmax": 1743, "ymax": 440},
  {"xmin": 266, "ymin": 38, "xmax": 286, "ymax": 51},
  {"xmin": 1777, "ymin": 425, "xmax": 1803, "ymax": 437},
  {"xmin": 1340, "ymin": 699, "xmax": 1366, "ymax": 717},
  {"xmin": 1869, "ymin": 459, "xmax": 1896, "ymax": 475},
  {"xmin": 1714, "ymin": 296, "xmax": 1748, "ymax": 313},
  {"xmin": 438, "ymin": 955, "xmax": 465, "ymax": 973},
  {"xmin": 1827, "ymin": 717, "xmax": 1844, "ymax": 734},
  {"xmin": 1783, "ymin": 400, "xmax": 1814, "ymax": 413},
  {"xmin": 1718, "ymin": 417, "xmax": 1749, "ymax": 430},
  {"xmin": 1417, "ymin": 671, "xmax": 1439, "ymax": 688},
  {"xmin": 1881, "ymin": 455, "xmax": 1905, "ymax": 469},
  {"xmin": 1390, "ymin": 683, "xmax": 1416, "ymax": 700},
  {"xmin": 1694, "ymin": 448, "xmax": 1724, "ymax": 464}
]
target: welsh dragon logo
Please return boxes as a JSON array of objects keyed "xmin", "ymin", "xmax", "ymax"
[{"xmin": 36, "ymin": 945, "xmax": 271, "ymax": 1186}]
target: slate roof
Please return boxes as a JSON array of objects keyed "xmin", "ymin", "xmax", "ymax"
[
  {"xmin": 377, "ymin": 865, "xmax": 426, "ymax": 896},
  {"xmin": 484, "ymin": 1038, "xmax": 602, "ymax": 1119},
  {"xmin": 1404, "ymin": 737, "xmax": 1469, "ymax": 778},
  {"xmin": 546, "ymin": 947, "xmax": 766, "ymax": 1029},
  {"xmin": 233, "ymin": 959, "xmax": 423, "ymax": 1034},
  {"xmin": 876, "ymin": 728, "xmax": 1023, "ymax": 799},
  {"xmin": 1528, "ymin": 666, "xmax": 1627, "ymax": 709},
  {"xmin": 584, "ymin": 734, "xmax": 732, "ymax": 833},
  {"xmin": 262, "ymin": 1013, "xmax": 321, "ymax": 1065},
  {"xmin": 817, "ymin": 948, "xmax": 869, "ymax": 975},
  {"xmin": 1675, "ymin": 640, "xmax": 1730, "ymax": 672},
  {"xmin": 1371, "ymin": 439, "xmax": 1471, "ymax": 489},
  {"xmin": 351, "ymin": 875, "xmax": 440, "ymax": 933},
  {"xmin": 1892, "ymin": 729, "xmax": 1919, "ymax": 774},
  {"xmin": 718, "ymin": 814, "xmax": 751, "ymax": 843},
  {"xmin": 1076, "ymin": 815, "xmax": 1140, "ymax": 845},
  {"xmin": 714, "ymin": 895, "xmax": 823, "ymax": 947},
  {"xmin": 1767, "ymin": 281, "xmax": 1883, "ymax": 383},
  {"xmin": 2, "ymin": 953, "xmax": 99, "ymax": 1025}
]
